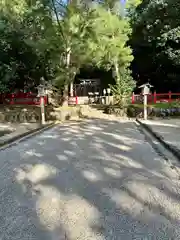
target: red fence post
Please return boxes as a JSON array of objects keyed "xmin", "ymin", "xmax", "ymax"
[
  {"xmin": 169, "ymin": 91, "xmax": 172, "ymax": 102},
  {"xmin": 75, "ymin": 96, "xmax": 78, "ymax": 105},
  {"xmin": 154, "ymin": 91, "xmax": 156, "ymax": 104},
  {"xmin": 132, "ymin": 92, "xmax": 135, "ymax": 104},
  {"xmin": 10, "ymin": 94, "xmax": 14, "ymax": 104},
  {"xmin": 44, "ymin": 95, "xmax": 48, "ymax": 105},
  {"xmin": 150, "ymin": 94, "xmax": 153, "ymax": 104}
]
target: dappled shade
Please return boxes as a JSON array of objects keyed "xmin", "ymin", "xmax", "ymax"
[{"xmin": 0, "ymin": 118, "xmax": 179, "ymax": 238}]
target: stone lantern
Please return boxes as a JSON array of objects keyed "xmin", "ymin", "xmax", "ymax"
[{"xmin": 138, "ymin": 83, "xmax": 153, "ymax": 120}]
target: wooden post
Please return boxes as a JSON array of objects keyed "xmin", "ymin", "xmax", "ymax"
[
  {"xmin": 144, "ymin": 94, "xmax": 148, "ymax": 120},
  {"xmin": 40, "ymin": 96, "xmax": 45, "ymax": 125},
  {"xmin": 75, "ymin": 96, "xmax": 78, "ymax": 105},
  {"xmin": 169, "ymin": 91, "xmax": 172, "ymax": 102},
  {"xmin": 10, "ymin": 94, "xmax": 15, "ymax": 104},
  {"xmin": 70, "ymin": 83, "xmax": 73, "ymax": 97},
  {"xmin": 154, "ymin": 91, "xmax": 156, "ymax": 104},
  {"xmin": 132, "ymin": 92, "xmax": 135, "ymax": 104}
]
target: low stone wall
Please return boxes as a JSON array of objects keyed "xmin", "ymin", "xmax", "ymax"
[
  {"xmin": 0, "ymin": 105, "xmax": 83, "ymax": 123},
  {"xmin": 46, "ymin": 105, "xmax": 82, "ymax": 121},
  {"xmin": 0, "ymin": 104, "xmax": 108, "ymax": 123},
  {"xmin": 0, "ymin": 105, "xmax": 41, "ymax": 123},
  {"xmin": 127, "ymin": 105, "xmax": 180, "ymax": 118}
]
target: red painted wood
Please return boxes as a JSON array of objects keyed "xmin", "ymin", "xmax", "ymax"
[
  {"xmin": 132, "ymin": 92, "xmax": 180, "ymax": 104},
  {"xmin": 0, "ymin": 92, "xmax": 48, "ymax": 105},
  {"xmin": 131, "ymin": 92, "xmax": 135, "ymax": 104}
]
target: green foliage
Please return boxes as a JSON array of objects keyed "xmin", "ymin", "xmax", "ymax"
[
  {"xmin": 85, "ymin": 3, "xmax": 136, "ymax": 106},
  {"xmin": 52, "ymin": 2, "xmax": 95, "ymax": 88},
  {"xmin": 0, "ymin": 0, "xmax": 135, "ymax": 98},
  {"xmin": 130, "ymin": 0, "xmax": 180, "ymax": 90},
  {"xmin": 0, "ymin": 0, "xmax": 56, "ymax": 91},
  {"xmin": 89, "ymin": 4, "xmax": 133, "ymax": 70},
  {"xmin": 110, "ymin": 68, "xmax": 135, "ymax": 107}
]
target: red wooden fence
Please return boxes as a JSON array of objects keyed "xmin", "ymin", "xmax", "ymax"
[
  {"xmin": 2, "ymin": 91, "xmax": 179, "ymax": 106},
  {"xmin": 131, "ymin": 92, "xmax": 180, "ymax": 104},
  {"xmin": 0, "ymin": 92, "xmax": 48, "ymax": 105},
  {"xmin": 68, "ymin": 96, "xmax": 79, "ymax": 105},
  {"xmin": 0, "ymin": 92, "xmax": 79, "ymax": 106}
]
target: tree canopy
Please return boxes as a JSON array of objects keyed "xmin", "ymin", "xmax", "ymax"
[
  {"xmin": 0, "ymin": 0, "xmax": 135, "ymax": 96},
  {"xmin": 130, "ymin": 0, "xmax": 180, "ymax": 92},
  {"xmin": 1, "ymin": 0, "xmax": 179, "ymax": 96}
]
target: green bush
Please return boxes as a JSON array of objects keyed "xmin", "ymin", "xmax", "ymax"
[
  {"xmin": 104, "ymin": 105, "xmax": 128, "ymax": 117},
  {"xmin": 110, "ymin": 68, "xmax": 135, "ymax": 108}
]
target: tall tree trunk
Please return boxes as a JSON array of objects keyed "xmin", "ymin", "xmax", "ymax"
[
  {"xmin": 114, "ymin": 61, "xmax": 120, "ymax": 82},
  {"xmin": 63, "ymin": 84, "xmax": 69, "ymax": 105},
  {"xmin": 70, "ymin": 82, "xmax": 74, "ymax": 97},
  {"xmin": 67, "ymin": 0, "xmax": 74, "ymax": 98},
  {"xmin": 63, "ymin": 47, "xmax": 71, "ymax": 106}
]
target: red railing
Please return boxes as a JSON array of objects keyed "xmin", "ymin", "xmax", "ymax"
[
  {"xmin": 131, "ymin": 91, "xmax": 180, "ymax": 104},
  {"xmin": 0, "ymin": 92, "xmax": 48, "ymax": 105},
  {"xmin": 68, "ymin": 96, "xmax": 79, "ymax": 105}
]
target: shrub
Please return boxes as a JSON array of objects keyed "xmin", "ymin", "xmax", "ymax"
[
  {"xmin": 110, "ymin": 68, "xmax": 135, "ymax": 108},
  {"xmin": 104, "ymin": 105, "xmax": 128, "ymax": 117}
]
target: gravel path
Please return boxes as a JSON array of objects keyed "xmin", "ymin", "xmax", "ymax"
[{"xmin": 0, "ymin": 118, "xmax": 180, "ymax": 239}]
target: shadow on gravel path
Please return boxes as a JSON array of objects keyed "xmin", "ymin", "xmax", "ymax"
[{"xmin": 0, "ymin": 118, "xmax": 180, "ymax": 239}]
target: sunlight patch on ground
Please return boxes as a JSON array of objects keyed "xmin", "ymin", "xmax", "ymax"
[
  {"xmin": 27, "ymin": 164, "xmax": 58, "ymax": 183},
  {"xmin": 68, "ymin": 129, "xmax": 79, "ymax": 134},
  {"xmin": 83, "ymin": 131, "xmax": 93, "ymax": 136},
  {"xmin": 103, "ymin": 141, "xmax": 131, "ymax": 152},
  {"xmin": 86, "ymin": 125, "xmax": 103, "ymax": 131},
  {"xmin": 71, "ymin": 141, "xmax": 78, "ymax": 146},
  {"xmin": 143, "ymin": 120, "xmax": 178, "ymax": 128},
  {"xmin": 161, "ymin": 164, "xmax": 180, "ymax": 179},
  {"xmin": 36, "ymin": 185, "xmax": 101, "ymax": 239},
  {"xmin": 82, "ymin": 170, "xmax": 103, "ymax": 182},
  {"xmin": 114, "ymin": 154, "xmax": 144, "ymax": 169},
  {"xmin": 39, "ymin": 134, "xmax": 59, "ymax": 139},
  {"xmin": 103, "ymin": 167, "xmax": 122, "ymax": 178},
  {"xmin": 16, "ymin": 163, "xmax": 58, "ymax": 184},
  {"xmin": 126, "ymin": 179, "xmax": 180, "ymax": 223},
  {"xmin": 103, "ymin": 132, "xmax": 144, "ymax": 145},
  {"xmin": 125, "ymin": 158, "xmax": 144, "ymax": 168},
  {"xmin": 149, "ymin": 170, "xmax": 166, "ymax": 179},
  {"xmin": 36, "ymin": 141, "xmax": 45, "ymax": 146},
  {"xmin": 57, "ymin": 154, "xmax": 68, "ymax": 161},
  {"xmin": 93, "ymin": 137, "xmax": 104, "ymax": 143},
  {"xmin": 118, "ymin": 145, "xmax": 131, "ymax": 151},
  {"xmin": 64, "ymin": 196, "xmax": 101, "ymax": 239},
  {"xmin": 102, "ymin": 188, "xmax": 142, "ymax": 215},
  {"xmin": 15, "ymin": 168, "xmax": 27, "ymax": 183},
  {"xmin": 36, "ymin": 186, "xmax": 65, "ymax": 231},
  {"xmin": 64, "ymin": 150, "xmax": 75, "ymax": 156},
  {"xmin": 61, "ymin": 137, "xmax": 71, "ymax": 142},
  {"xmin": 23, "ymin": 149, "xmax": 43, "ymax": 158}
]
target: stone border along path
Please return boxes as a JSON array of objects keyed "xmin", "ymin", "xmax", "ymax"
[
  {"xmin": 135, "ymin": 119, "xmax": 180, "ymax": 176},
  {"xmin": 0, "ymin": 122, "xmax": 56, "ymax": 151},
  {"xmin": 136, "ymin": 119, "xmax": 180, "ymax": 158}
]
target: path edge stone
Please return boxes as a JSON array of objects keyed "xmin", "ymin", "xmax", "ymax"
[
  {"xmin": 0, "ymin": 122, "xmax": 57, "ymax": 151},
  {"xmin": 136, "ymin": 118, "xmax": 180, "ymax": 160}
]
